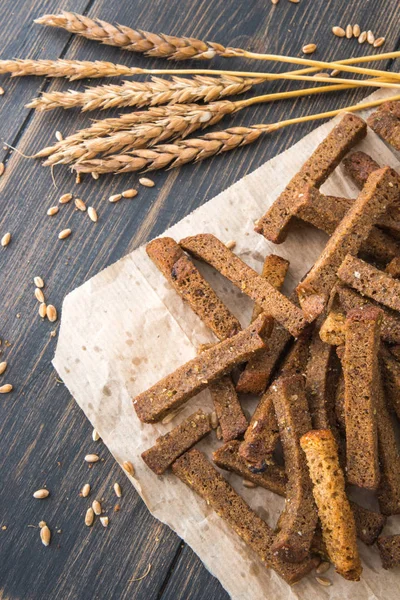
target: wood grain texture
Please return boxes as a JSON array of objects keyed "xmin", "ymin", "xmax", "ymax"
[{"xmin": 0, "ymin": 0, "xmax": 399, "ymax": 599}]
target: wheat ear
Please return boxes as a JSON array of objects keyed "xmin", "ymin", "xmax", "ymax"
[
  {"xmin": 34, "ymin": 79, "xmax": 363, "ymax": 162},
  {"xmin": 41, "ymin": 101, "xmax": 237, "ymax": 166},
  {"xmin": 26, "ymin": 74, "xmax": 263, "ymax": 112},
  {"xmin": 71, "ymin": 94, "xmax": 400, "ymax": 175},
  {"xmin": 0, "ymin": 59, "xmax": 137, "ymax": 80},
  {"xmin": 34, "ymin": 11, "xmax": 226, "ymax": 60},
  {"xmin": 34, "ymin": 103, "xmax": 226, "ymax": 159},
  {"xmin": 34, "ymin": 12, "xmax": 400, "ymax": 82}
]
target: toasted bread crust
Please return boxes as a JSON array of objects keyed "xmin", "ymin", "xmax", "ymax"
[
  {"xmin": 147, "ymin": 237, "xmax": 241, "ymax": 340},
  {"xmin": 172, "ymin": 449, "xmax": 318, "ymax": 585},
  {"xmin": 141, "ymin": 409, "xmax": 211, "ymax": 474},
  {"xmin": 296, "ymin": 167, "xmax": 400, "ymax": 321},
  {"xmin": 237, "ymin": 255, "xmax": 290, "ymax": 395},
  {"xmin": 133, "ymin": 314, "xmax": 269, "ymax": 423},
  {"xmin": 377, "ymin": 534, "xmax": 400, "ymax": 569},
  {"xmin": 343, "ymin": 307, "xmax": 381, "ymax": 489},
  {"xmin": 180, "ymin": 233, "xmax": 309, "ymax": 337},
  {"xmin": 367, "ymin": 102, "xmax": 400, "ymax": 151},
  {"xmin": 255, "ymin": 114, "xmax": 367, "ymax": 243},
  {"xmin": 343, "ymin": 151, "xmax": 380, "ymax": 189},
  {"xmin": 300, "ymin": 429, "xmax": 362, "ymax": 581},
  {"xmin": 270, "ymin": 375, "xmax": 318, "ymax": 562},
  {"xmin": 338, "ymin": 254, "xmax": 400, "ymax": 313},
  {"xmin": 213, "ymin": 440, "xmax": 287, "ymax": 496}
]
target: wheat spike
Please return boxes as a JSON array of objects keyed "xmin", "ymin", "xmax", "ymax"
[
  {"xmin": 34, "ymin": 12, "xmax": 400, "ymax": 83},
  {"xmin": 0, "ymin": 59, "xmax": 137, "ymax": 80},
  {"xmin": 70, "ymin": 93, "xmax": 400, "ymax": 176},
  {"xmin": 34, "ymin": 103, "xmax": 224, "ymax": 159},
  {"xmin": 41, "ymin": 101, "xmax": 237, "ymax": 166},
  {"xmin": 27, "ymin": 74, "xmax": 262, "ymax": 112},
  {"xmin": 34, "ymin": 11, "xmax": 228, "ymax": 60},
  {"xmin": 72, "ymin": 126, "xmax": 266, "ymax": 174}
]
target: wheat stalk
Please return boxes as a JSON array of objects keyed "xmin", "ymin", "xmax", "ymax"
[
  {"xmin": 26, "ymin": 74, "xmax": 263, "ymax": 112},
  {"xmin": 41, "ymin": 101, "xmax": 237, "ymax": 166},
  {"xmin": 35, "ymin": 12, "xmax": 400, "ymax": 82},
  {"xmin": 69, "ymin": 94, "xmax": 400, "ymax": 175}
]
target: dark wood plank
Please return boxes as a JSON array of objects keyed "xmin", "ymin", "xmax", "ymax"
[
  {"xmin": 0, "ymin": 0, "xmax": 90, "ymax": 164},
  {"xmin": 160, "ymin": 544, "xmax": 226, "ymax": 600},
  {"xmin": 0, "ymin": 1, "xmax": 399, "ymax": 599}
]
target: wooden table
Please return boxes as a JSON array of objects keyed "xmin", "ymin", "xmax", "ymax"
[{"xmin": 0, "ymin": 0, "xmax": 399, "ymax": 598}]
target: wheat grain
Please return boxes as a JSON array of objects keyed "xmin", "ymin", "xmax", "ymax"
[
  {"xmin": 27, "ymin": 74, "xmax": 261, "ymax": 112},
  {"xmin": 367, "ymin": 31, "xmax": 375, "ymax": 45},
  {"xmin": 358, "ymin": 31, "xmax": 367, "ymax": 44},
  {"xmin": 353, "ymin": 24, "xmax": 361, "ymax": 38},
  {"xmin": 0, "ymin": 384, "xmax": 12, "ymax": 393},
  {"xmin": 122, "ymin": 461, "xmax": 135, "ymax": 476},
  {"xmin": 34, "ymin": 276, "xmax": 44, "ymax": 288},
  {"xmin": 122, "ymin": 189, "xmax": 137, "ymax": 198},
  {"xmin": 46, "ymin": 305, "xmax": 57, "ymax": 322},
  {"xmin": 100, "ymin": 516, "xmax": 109, "ymax": 527},
  {"xmin": 33, "ymin": 489, "xmax": 50, "ymax": 499},
  {"xmin": 74, "ymin": 198, "xmax": 86, "ymax": 211},
  {"xmin": 85, "ymin": 507, "xmax": 95, "ymax": 526},
  {"xmin": 0, "ymin": 163, "xmax": 5, "ymax": 176},
  {"xmin": 92, "ymin": 500, "xmax": 102, "ymax": 515},
  {"xmin": 35, "ymin": 11, "xmax": 228, "ymax": 60},
  {"xmin": 139, "ymin": 177, "xmax": 155, "ymax": 187},
  {"xmin": 47, "ymin": 206, "xmax": 59, "ymax": 216},
  {"xmin": 109, "ymin": 193, "xmax": 122, "ymax": 203},
  {"xmin": 58, "ymin": 229, "xmax": 71, "ymax": 240},
  {"xmin": 346, "ymin": 25, "xmax": 353, "ymax": 39},
  {"xmin": 81, "ymin": 483, "xmax": 90, "ymax": 497},
  {"xmin": 302, "ymin": 44, "xmax": 316, "ymax": 54},
  {"xmin": 1, "ymin": 232, "xmax": 11, "ymax": 247},
  {"xmin": 59, "ymin": 192, "xmax": 72, "ymax": 204},
  {"xmin": 374, "ymin": 37, "xmax": 385, "ymax": 48},
  {"xmin": 0, "ymin": 362, "xmax": 7, "ymax": 375},
  {"xmin": 332, "ymin": 26, "xmax": 346, "ymax": 37},
  {"xmin": 39, "ymin": 303, "xmax": 47, "ymax": 318},
  {"xmin": 40, "ymin": 525, "xmax": 51, "ymax": 546},
  {"xmin": 88, "ymin": 207, "xmax": 98, "ymax": 222}
]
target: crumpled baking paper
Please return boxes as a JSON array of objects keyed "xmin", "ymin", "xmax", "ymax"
[{"xmin": 54, "ymin": 89, "xmax": 400, "ymax": 599}]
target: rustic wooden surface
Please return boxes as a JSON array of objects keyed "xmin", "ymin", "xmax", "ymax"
[{"xmin": 0, "ymin": 0, "xmax": 399, "ymax": 598}]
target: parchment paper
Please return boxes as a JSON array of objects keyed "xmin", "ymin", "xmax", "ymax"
[{"xmin": 54, "ymin": 88, "xmax": 400, "ymax": 599}]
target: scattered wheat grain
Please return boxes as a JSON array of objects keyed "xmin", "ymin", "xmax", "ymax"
[
  {"xmin": 92, "ymin": 429, "xmax": 100, "ymax": 441},
  {"xmin": 302, "ymin": 43, "xmax": 317, "ymax": 54},
  {"xmin": 367, "ymin": 30, "xmax": 375, "ymax": 44},
  {"xmin": 114, "ymin": 483, "xmax": 122, "ymax": 498},
  {"xmin": 0, "ymin": 362, "xmax": 7, "ymax": 375},
  {"xmin": 74, "ymin": 198, "xmax": 86, "ymax": 211},
  {"xmin": 374, "ymin": 37, "xmax": 385, "ymax": 48},
  {"xmin": 47, "ymin": 206, "xmax": 59, "ymax": 216},
  {"xmin": 353, "ymin": 24, "xmax": 360, "ymax": 37},
  {"xmin": 59, "ymin": 192, "xmax": 72, "ymax": 204},
  {"xmin": 40, "ymin": 525, "xmax": 51, "ymax": 546},
  {"xmin": 85, "ymin": 507, "xmax": 94, "ymax": 526},
  {"xmin": 55, "ymin": 131, "xmax": 63, "ymax": 141},
  {"xmin": 100, "ymin": 516, "xmax": 109, "ymax": 527},
  {"xmin": 1, "ymin": 232, "xmax": 11, "ymax": 247},
  {"xmin": 332, "ymin": 26, "xmax": 345, "ymax": 37},
  {"xmin": 88, "ymin": 207, "xmax": 98, "ymax": 222},
  {"xmin": 0, "ymin": 384, "xmax": 12, "ymax": 393},
  {"xmin": 225, "ymin": 240, "xmax": 236, "ymax": 250},
  {"xmin": 358, "ymin": 31, "xmax": 367, "ymax": 43},
  {"xmin": 91, "ymin": 171, "xmax": 99, "ymax": 180},
  {"xmin": 139, "ymin": 177, "xmax": 155, "ymax": 187},
  {"xmin": 346, "ymin": 24, "xmax": 353, "ymax": 38},
  {"xmin": 46, "ymin": 305, "xmax": 57, "ymax": 322},
  {"xmin": 0, "ymin": 162, "xmax": 4, "ymax": 176},
  {"xmin": 81, "ymin": 483, "xmax": 90, "ymax": 497},
  {"xmin": 123, "ymin": 461, "xmax": 135, "ymax": 476},
  {"xmin": 33, "ymin": 489, "xmax": 50, "ymax": 499},
  {"xmin": 84, "ymin": 454, "xmax": 99, "ymax": 463},
  {"xmin": 109, "ymin": 193, "xmax": 122, "ymax": 203},
  {"xmin": 34, "ymin": 276, "xmax": 44, "ymax": 288},
  {"xmin": 92, "ymin": 500, "xmax": 101, "ymax": 515},
  {"xmin": 122, "ymin": 189, "xmax": 137, "ymax": 199},
  {"xmin": 58, "ymin": 228, "xmax": 71, "ymax": 240},
  {"xmin": 75, "ymin": 172, "xmax": 82, "ymax": 184},
  {"xmin": 35, "ymin": 288, "xmax": 45, "ymax": 303},
  {"xmin": 39, "ymin": 303, "xmax": 47, "ymax": 318}
]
